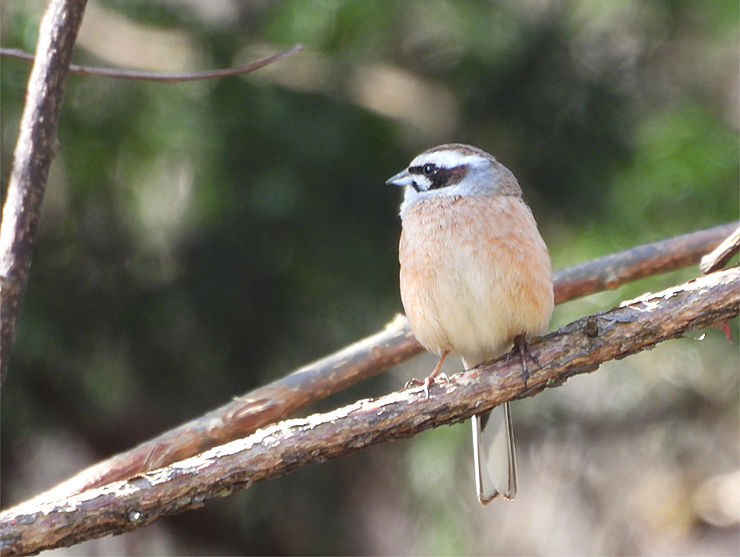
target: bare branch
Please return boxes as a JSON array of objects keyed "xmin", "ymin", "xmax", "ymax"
[
  {"xmin": 553, "ymin": 222, "xmax": 738, "ymax": 303},
  {"xmin": 701, "ymin": 225, "xmax": 740, "ymax": 274},
  {"xmin": 2, "ymin": 267, "xmax": 738, "ymax": 556},
  {"xmin": 0, "ymin": 0, "xmax": 88, "ymax": 384},
  {"xmin": 0, "ymin": 45, "xmax": 303, "ymax": 83},
  {"xmin": 20, "ymin": 222, "xmax": 737, "ymax": 504}
]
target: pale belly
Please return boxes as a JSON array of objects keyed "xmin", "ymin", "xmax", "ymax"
[{"xmin": 399, "ymin": 195, "xmax": 553, "ymax": 368}]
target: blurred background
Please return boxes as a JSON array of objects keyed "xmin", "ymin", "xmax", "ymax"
[{"xmin": 2, "ymin": 0, "xmax": 738, "ymax": 554}]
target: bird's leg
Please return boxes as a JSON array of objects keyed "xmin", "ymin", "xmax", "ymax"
[
  {"xmin": 404, "ymin": 350, "xmax": 449, "ymax": 398},
  {"xmin": 509, "ymin": 335, "xmax": 540, "ymax": 390},
  {"xmin": 423, "ymin": 351, "xmax": 449, "ymax": 398}
]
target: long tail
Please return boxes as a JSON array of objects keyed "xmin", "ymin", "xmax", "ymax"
[{"xmin": 472, "ymin": 402, "xmax": 517, "ymax": 503}]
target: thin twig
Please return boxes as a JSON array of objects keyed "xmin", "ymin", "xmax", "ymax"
[
  {"xmin": 0, "ymin": 0, "xmax": 88, "ymax": 384},
  {"xmin": 700, "ymin": 225, "xmax": 740, "ymax": 274},
  {"xmin": 2, "ymin": 267, "xmax": 737, "ymax": 556},
  {"xmin": 0, "ymin": 45, "xmax": 303, "ymax": 83},
  {"xmin": 19, "ymin": 222, "xmax": 738, "ymax": 505}
]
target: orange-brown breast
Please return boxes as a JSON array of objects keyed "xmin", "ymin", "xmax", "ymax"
[{"xmin": 399, "ymin": 195, "xmax": 553, "ymax": 368}]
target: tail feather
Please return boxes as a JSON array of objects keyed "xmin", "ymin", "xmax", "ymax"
[{"xmin": 472, "ymin": 402, "xmax": 517, "ymax": 503}]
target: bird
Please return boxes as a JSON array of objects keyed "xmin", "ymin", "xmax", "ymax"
[{"xmin": 386, "ymin": 143, "xmax": 554, "ymax": 503}]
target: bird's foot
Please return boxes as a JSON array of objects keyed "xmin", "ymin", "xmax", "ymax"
[
  {"xmin": 508, "ymin": 335, "xmax": 540, "ymax": 390},
  {"xmin": 404, "ymin": 351, "xmax": 450, "ymax": 399}
]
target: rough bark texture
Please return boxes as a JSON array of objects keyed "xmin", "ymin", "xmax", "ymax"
[
  {"xmin": 2, "ymin": 266, "xmax": 737, "ymax": 556},
  {"xmin": 0, "ymin": 0, "xmax": 88, "ymax": 383},
  {"xmin": 19, "ymin": 222, "xmax": 737, "ymax": 505}
]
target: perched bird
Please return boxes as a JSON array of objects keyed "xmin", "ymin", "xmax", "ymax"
[{"xmin": 386, "ymin": 143, "xmax": 554, "ymax": 503}]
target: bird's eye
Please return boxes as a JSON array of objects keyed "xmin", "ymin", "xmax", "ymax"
[{"xmin": 422, "ymin": 163, "xmax": 436, "ymax": 176}]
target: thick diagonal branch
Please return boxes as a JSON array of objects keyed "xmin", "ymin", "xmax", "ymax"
[{"xmin": 2, "ymin": 267, "xmax": 737, "ymax": 556}]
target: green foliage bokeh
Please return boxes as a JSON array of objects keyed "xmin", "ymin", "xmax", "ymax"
[{"xmin": 1, "ymin": 1, "xmax": 737, "ymax": 555}]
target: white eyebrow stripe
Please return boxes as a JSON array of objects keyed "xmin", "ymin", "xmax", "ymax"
[{"xmin": 411, "ymin": 150, "xmax": 486, "ymax": 169}]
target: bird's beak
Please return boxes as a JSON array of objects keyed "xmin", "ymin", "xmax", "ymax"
[{"xmin": 386, "ymin": 169, "xmax": 414, "ymax": 187}]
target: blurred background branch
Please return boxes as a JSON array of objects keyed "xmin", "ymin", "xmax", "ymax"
[
  {"xmin": 0, "ymin": 45, "xmax": 303, "ymax": 83},
  {"xmin": 0, "ymin": 0, "xmax": 88, "ymax": 385},
  {"xmin": 3, "ymin": 265, "xmax": 738, "ymax": 556}
]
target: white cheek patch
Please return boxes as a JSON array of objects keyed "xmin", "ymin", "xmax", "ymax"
[
  {"xmin": 414, "ymin": 175, "xmax": 433, "ymax": 191},
  {"xmin": 400, "ymin": 179, "xmax": 459, "ymax": 216}
]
